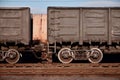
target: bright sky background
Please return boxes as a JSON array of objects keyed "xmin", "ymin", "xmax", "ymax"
[{"xmin": 0, "ymin": 0, "xmax": 120, "ymax": 14}]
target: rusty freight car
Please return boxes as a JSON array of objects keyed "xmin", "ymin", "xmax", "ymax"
[
  {"xmin": 0, "ymin": 7, "xmax": 31, "ymax": 64},
  {"xmin": 47, "ymin": 7, "xmax": 120, "ymax": 63}
]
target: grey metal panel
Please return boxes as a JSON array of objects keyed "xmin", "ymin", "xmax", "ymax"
[
  {"xmin": 111, "ymin": 9, "xmax": 120, "ymax": 42},
  {"xmin": 79, "ymin": 8, "xmax": 83, "ymax": 45},
  {"xmin": 82, "ymin": 9, "xmax": 108, "ymax": 42},
  {"xmin": 48, "ymin": 8, "xmax": 80, "ymax": 43},
  {"xmin": 48, "ymin": 8, "xmax": 55, "ymax": 43},
  {"xmin": 0, "ymin": 7, "xmax": 30, "ymax": 45},
  {"xmin": 48, "ymin": 7, "xmax": 120, "ymax": 45}
]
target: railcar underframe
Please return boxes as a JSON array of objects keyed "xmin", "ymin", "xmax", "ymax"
[{"xmin": 48, "ymin": 7, "xmax": 120, "ymax": 63}]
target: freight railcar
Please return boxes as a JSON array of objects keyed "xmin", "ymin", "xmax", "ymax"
[
  {"xmin": 48, "ymin": 7, "xmax": 120, "ymax": 63},
  {"xmin": 1, "ymin": 7, "xmax": 120, "ymax": 64},
  {"xmin": 0, "ymin": 7, "xmax": 32, "ymax": 64},
  {"xmin": 0, "ymin": 7, "xmax": 49, "ymax": 64}
]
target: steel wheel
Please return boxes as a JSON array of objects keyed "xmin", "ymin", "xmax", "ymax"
[
  {"xmin": 58, "ymin": 48, "xmax": 73, "ymax": 64},
  {"xmin": 87, "ymin": 48, "xmax": 103, "ymax": 63},
  {"xmin": 5, "ymin": 49, "xmax": 20, "ymax": 64}
]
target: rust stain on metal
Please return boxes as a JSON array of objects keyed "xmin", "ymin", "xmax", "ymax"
[{"xmin": 33, "ymin": 14, "xmax": 47, "ymax": 43}]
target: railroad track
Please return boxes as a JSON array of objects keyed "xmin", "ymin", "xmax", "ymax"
[{"xmin": 0, "ymin": 63, "xmax": 120, "ymax": 75}]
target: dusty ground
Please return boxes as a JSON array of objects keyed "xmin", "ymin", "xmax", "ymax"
[{"xmin": 0, "ymin": 75, "xmax": 120, "ymax": 80}]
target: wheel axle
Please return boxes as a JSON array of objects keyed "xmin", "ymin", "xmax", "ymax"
[
  {"xmin": 58, "ymin": 48, "xmax": 74, "ymax": 64},
  {"xmin": 87, "ymin": 48, "xmax": 103, "ymax": 63}
]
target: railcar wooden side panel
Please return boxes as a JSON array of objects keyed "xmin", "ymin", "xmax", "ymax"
[
  {"xmin": 0, "ymin": 7, "xmax": 30, "ymax": 45},
  {"xmin": 111, "ymin": 9, "xmax": 120, "ymax": 42},
  {"xmin": 82, "ymin": 8, "xmax": 108, "ymax": 42},
  {"xmin": 48, "ymin": 7, "xmax": 120, "ymax": 45},
  {"xmin": 48, "ymin": 8, "xmax": 80, "ymax": 44}
]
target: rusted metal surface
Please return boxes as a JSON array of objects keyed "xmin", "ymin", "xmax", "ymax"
[
  {"xmin": 33, "ymin": 14, "xmax": 47, "ymax": 43},
  {"xmin": 0, "ymin": 63, "xmax": 120, "ymax": 75},
  {"xmin": 0, "ymin": 7, "xmax": 30, "ymax": 45}
]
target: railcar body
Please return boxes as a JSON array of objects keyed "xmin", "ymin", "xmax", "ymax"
[
  {"xmin": 48, "ymin": 7, "xmax": 120, "ymax": 63},
  {"xmin": 0, "ymin": 7, "xmax": 31, "ymax": 45},
  {"xmin": 0, "ymin": 7, "xmax": 31, "ymax": 64}
]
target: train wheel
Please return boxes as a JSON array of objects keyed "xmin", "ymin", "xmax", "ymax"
[
  {"xmin": 87, "ymin": 48, "xmax": 103, "ymax": 63},
  {"xmin": 5, "ymin": 49, "xmax": 20, "ymax": 64},
  {"xmin": 58, "ymin": 48, "xmax": 73, "ymax": 64}
]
